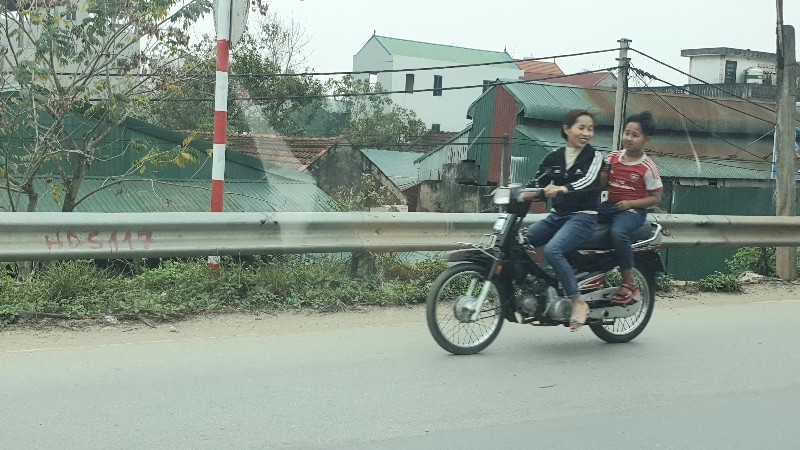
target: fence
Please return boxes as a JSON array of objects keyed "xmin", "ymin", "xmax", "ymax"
[{"xmin": 1, "ymin": 212, "xmax": 798, "ymax": 263}]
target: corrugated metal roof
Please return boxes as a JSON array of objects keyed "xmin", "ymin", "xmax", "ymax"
[
  {"xmin": 4, "ymin": 178, "xmax": 335, "ymax": 213},
  {"xmin": 361, "ymin": 148, "xmax": 425, "ymax": 190},
  {"xmin": 414, "ymin": 125, "xmax": 472, "ymax": 164},
  {"xmin": 373, "ymin": 35, "xmax": 518, "ymax": 69},
  {"xmin": 500, "ymin": 81, "xmax": 792, "ymax": 135},
  {"xmin": 515, "ymin": 124, "xmax": 772, "ymax": 180},
  {"xmin": 406, "ymin": 130, "xmax": 460, "ymax": 153}
]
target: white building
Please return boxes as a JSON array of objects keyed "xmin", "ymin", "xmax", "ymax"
[
  {"xmin": 1, "ymin": 0, "xmax": 140, "ymax": 90},
  {"xmin": 353, "ymin": 35, "xmax": 523, "ymax": 132},
  {"xmin": 681, "ymin": 47, "xmax": 777, "ymax": 85}
]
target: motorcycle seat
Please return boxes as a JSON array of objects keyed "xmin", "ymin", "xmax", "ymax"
[{"xmin": 578, "ymin": 222, "xmax": 659, "ymax": 250}]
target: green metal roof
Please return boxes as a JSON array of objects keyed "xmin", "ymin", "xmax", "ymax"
[
  {"xmin": 372, "ymin": 35, "xmax": 518, "ymax": 69},
  {"xmin": 515, "ymin": 124, "xmax": 771, "ymax": 180},
  {"xmin": 3, "ymin": 178, "xmax": 336, "ymax": 213},
  {"xmin": 361, "ymin": 148, "xmax": 425, "ymax": 190},
  {"xmin": 493, "ymin": 81, "xmax": 795, "ymax": 136}
]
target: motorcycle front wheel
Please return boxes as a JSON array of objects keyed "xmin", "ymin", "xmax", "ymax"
[
  {"xmin": 590, "ymin": 267, "xmax": 655, "ymax": 343},
  {"xmin": 426, "ymin": 263, "xmax": 509, "ymax": 355}
]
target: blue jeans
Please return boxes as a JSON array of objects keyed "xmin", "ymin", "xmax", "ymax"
[
  {"xmin": 526, "ymin": 213, "xmax": 598, "ymax": 299},
  {"xmin": 598, "ymin": 202, "xmax": 648, "ymax": 271}
]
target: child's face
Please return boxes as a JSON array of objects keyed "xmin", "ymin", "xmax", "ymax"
[
  {"xmin": 622, "ymin": 122, "xmax": 650, "ymax": 153},
  {"xmin": 563, "ymin": 115, "xmax": 594, "ymax": 149}
]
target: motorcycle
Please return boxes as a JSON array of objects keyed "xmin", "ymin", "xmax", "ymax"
[{"xmin": 426, "ymin": 184, "xmax": 665, "ymax": 355}]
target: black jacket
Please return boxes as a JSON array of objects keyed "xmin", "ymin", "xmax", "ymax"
[{"xmin": 528, "ymin": 144, "xmax": 604, "ymax": 214}]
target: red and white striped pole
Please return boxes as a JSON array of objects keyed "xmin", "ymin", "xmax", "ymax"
[{"xmin": 209, "ymin": 0, "xmax": 231, "ymax": 271}]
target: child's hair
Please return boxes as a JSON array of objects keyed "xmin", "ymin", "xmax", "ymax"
[
  {"xmin": 561, "ymin": 109, "xmax": 595, "ymax": 140},
  {"xmin": 624, "ymin": 110, "xmax": 656, "ymax": 136}
]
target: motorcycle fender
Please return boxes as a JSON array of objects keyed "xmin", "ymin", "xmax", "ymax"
[{"xmin": 445, "ymin": 248, "xmax": 496, "ymax": 265}]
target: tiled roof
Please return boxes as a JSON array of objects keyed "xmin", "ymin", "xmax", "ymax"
[
  {"xmin": 516, "ymin": 60, "xmax": 564, "ymax": 77},
  {"xmin": 545, "ymin": 72, "xmax": 615, "ymax": 87},
  {"xmin": 406, "ymin": 130, "xmax": 460, "ymax": 153},
  {"xmin": 193, "ymin": 133, "xmax": 348, "ymax": 171}
]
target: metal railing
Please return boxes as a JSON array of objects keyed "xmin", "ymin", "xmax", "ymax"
[{"xmin": 0, "ymin": 212, "xmax": 798, "ymax": 261}]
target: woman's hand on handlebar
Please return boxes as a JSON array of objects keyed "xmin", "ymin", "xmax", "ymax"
[{"xmin": 543, "ymin": 183, "xmax": 568, "ymax": 198}]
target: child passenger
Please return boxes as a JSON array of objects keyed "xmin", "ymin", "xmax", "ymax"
[
  {"xmin": 523, "ymin": 109, "xmax": 605, "ymax": 331},
  {"xmin": 599, "ymin": 111, "xmax": 663, "ymax": 305}
]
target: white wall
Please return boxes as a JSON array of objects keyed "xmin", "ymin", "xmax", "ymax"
[
  {"xmin": 688, "ymin": 54, "xmax": 777, "ymax": 84},
  {"xmin": 387, "ymin": 55, "xmax": 521, "ymax": 131},
  {"xmin": 352, "ymin": 38, "xmax": 393, "ymax": 85},
  {"xmin": 353, "ymin": 40, "xmax": 523, "ymax": 132},
  {"xmin": 1, "ymin": 1, "xmax": 140, "ymax": 90}
]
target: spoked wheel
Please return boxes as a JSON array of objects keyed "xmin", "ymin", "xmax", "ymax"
[
  {"xmin": 590, "ymin": 267, "xmax": 655, "ymax": 343},
  {"xmin": 426, "ymin": 263, "xmax": 509, "ymax": 355}
]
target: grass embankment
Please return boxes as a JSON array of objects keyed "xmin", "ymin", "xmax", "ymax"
[{"xmin": 0, "ymin": 255, "xmax": 446, "ymax": 325}]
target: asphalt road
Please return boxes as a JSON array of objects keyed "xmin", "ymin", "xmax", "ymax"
[{"xmin": 2, "ymin": 297, "xmax": 800, "ymax": 449}]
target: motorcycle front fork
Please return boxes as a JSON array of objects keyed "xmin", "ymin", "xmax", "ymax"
[{"xmin": 466, "ymin": 275, "xmax": 495, "ymax": 322}]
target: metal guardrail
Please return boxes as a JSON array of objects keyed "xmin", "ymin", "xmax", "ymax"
[{"xmin": 0, "ymin": 212, "xmax": 798, "ymax": 262}]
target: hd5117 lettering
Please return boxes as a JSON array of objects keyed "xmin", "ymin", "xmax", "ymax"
[{"xmin": 44, "ymin": 231, "xmax": 155, "ymax": 252}]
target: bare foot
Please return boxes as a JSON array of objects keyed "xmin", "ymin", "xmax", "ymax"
[{"xmin": 570, "ymin": 299, "xmax": 590, "ymax": 332}]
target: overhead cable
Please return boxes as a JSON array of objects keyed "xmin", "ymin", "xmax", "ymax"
[{"xmin": 128, "ymin": 67, "xmax": 621, "ymax": 103}]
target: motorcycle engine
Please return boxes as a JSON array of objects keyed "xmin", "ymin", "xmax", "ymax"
[{"xmin": 517, "ymin": 275, "xmax": 548, "ymax": 315}]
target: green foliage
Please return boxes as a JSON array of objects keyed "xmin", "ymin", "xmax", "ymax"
[
  {"xmin": 694, "ymin": 271, "xmax": 742, "ymax": 292},
  {"xmin": 326, "ymin": 76, "xmax": 428, "ymax": 149},
  {"xmin": 332, "ymin": 173, "xmax": 394, "ymax": 211},
  {"xmin": 147, "ymin": 12, "xmax": 326, "ymax": 136},
  {"xmin": 0, "ymin": 0, "xmax": 212, "ymax": 212},
  {"xmin": 725, "ymin": 247, "xmax": 776, "ymax": 277},
  {"xmin": 0, "ymin": 255, "xmax": 444, "ymax": 326},
  {"xmin": 656, "ymin": 272, "xmax": 676, "ymax": 293}
]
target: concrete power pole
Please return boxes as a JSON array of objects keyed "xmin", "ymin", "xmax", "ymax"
[
  {"xmin": 775, "ymin": 18, "xmax": 797, "ymax": 280},
  {"xmin": 612, "ymin": 38, "xmax": 631, "ymax": 152}
]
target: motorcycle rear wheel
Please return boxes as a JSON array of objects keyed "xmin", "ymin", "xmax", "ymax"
[
  {"xmin": 589, "ymin": 267, "xmax": 655, "ymax": 343},
  {"xmin": 426, "ymin": 263, "xmax": 508, "ymax": 355}
]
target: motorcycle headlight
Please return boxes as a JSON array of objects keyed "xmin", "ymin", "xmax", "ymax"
[{"xmin": 493, "ymin": 187, "xmax": 511, "ymax": 205}]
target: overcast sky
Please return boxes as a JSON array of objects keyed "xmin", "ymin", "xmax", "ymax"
[{"xmin": 193, "ymin": 0, "xmax": 799, "ymax": 87}]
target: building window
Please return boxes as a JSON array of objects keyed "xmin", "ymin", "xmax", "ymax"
[
  {"xmin": 724, "ymin": 60, "xmax": 737, "ymax": 84},
  {"xmin": 433, "ymin": 75, "xmax": 443, "ymax": 96},
  {"xmin": 482, "ymin": 79, "xmax": 494, "ymax": 92},
  {"xmin": 405, "ymin": 74, "xmax": 414, "ymax": 93},
  {"xmin": 431, "ymin": 124, "xmax": 441, "ymax": 132},
  {"xmin": 369, "ymin": 73, "xmax": 378, "ymax": 86}
]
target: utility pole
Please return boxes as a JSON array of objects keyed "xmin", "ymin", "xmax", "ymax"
[
  {"xmin": 612, "ymin": 38, "xmax": 631, "ymax": 151},
  {"xmin": 775, "ymin": 1, "xmax": 797, "ymax": 280},
  {"xmin": 500, "ymin": 133, "xmax": 509, "ymax": 186}
]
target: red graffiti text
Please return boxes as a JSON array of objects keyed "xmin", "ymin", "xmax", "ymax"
[{"xmin": 45, "ymin": 231, "xmax": 155, "ymax": 253}]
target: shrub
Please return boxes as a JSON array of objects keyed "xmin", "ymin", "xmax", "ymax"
[
  {"xmin": 694, "ymin": 271, "xmax": 742, "ymax": 292},
  {"xmin": 656, "ymin": 272, "xmax": 675, "ymax": 293},
  {"xmin": 725, "ymin": 247, "xmax": 775, "ymax": 277}
]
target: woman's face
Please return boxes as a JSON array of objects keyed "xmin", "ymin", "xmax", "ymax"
[
  {"xmin": 563, "ymin": 115, "xmax": 595, "ymax": 149},
  {"xmin": 622, "ymin": 122, "xmax": 650, "ymax": 153}
]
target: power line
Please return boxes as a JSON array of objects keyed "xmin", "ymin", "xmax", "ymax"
[
  {"xmin": 629, "ymin": 66, "xmax": 777, "ymax": 127},
  {"xmin": 133, "ymin": 67, "xmax": 621, "ymax": 103},
  {"xmin": 630, "ymin": 65, "xmax": 772, "ymax": 161},
  {"xmin": 228, "ymin": 48, "xmax": 619, "ymax": 78},
  {"xmin": 40, "ymin": 48, "xmax": 617, "ymax": 80},
  {"xmin": 629, "ymin": 47, "xmax": 781, "ymax": 115}
]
